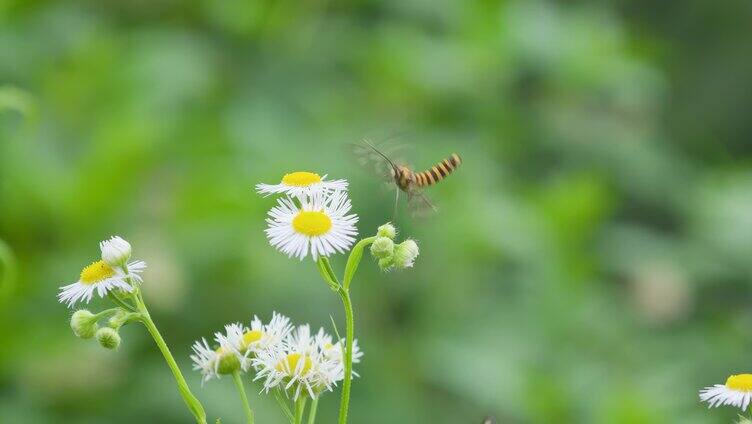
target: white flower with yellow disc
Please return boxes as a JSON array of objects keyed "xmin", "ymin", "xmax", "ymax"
[
  {"xmin": 265, "ymin": 190, "xmax": 358, "ymax": 260},
  {"xmin": 700, "ymin": 374, "xmax": 752, "ymax": 410},
  {"xmin": 315, "ymin": 328, "xmax": 363, "ymax": 380},
  {"xmin": 256, "ymin": 171, "xmax": 347, "ymax": 197},
  {"xmin": 191, "ymin": 324, "xmax": 248, "ymax": 384},
  {"xmin": 253, "ymin": 324, "xmax": 335, "ymax": 400},
  {"xmin": 245, "ymin": 312, "xmax": 293, "ymax": 352},
  {"xmin": 57, "ymin": 237, "xmax": 146, "ymax": 307}
]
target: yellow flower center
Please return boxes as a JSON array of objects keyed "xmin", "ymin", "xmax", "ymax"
[
  {"xmin": 324, "ymin": 342, "xmax": 333, "ymax": 350},
  {"xmin": 281, "ymin": 172, "xmax": 322, "ymax": 187},
  {"xmin": 79, "ymin": 260, "xmax": 116, "ymax": 285},
  {"xmin": 276, "ymin": 353, "xmax": 312, "ymax": 375},
  {"xmin": 242, "ymin": 330, "xmax": 263, "ymax": 348},
  {"xmin": 292, "ymin": 211, "xmax": 332, "ymax": 236},
  {"xmin": 726, "ymin": 374, "xmax": 752, "ymax": 391}
]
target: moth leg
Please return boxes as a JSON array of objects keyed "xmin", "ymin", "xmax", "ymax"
[{"xmin": 390, "ymin": 188, "xmax": 400, "ymax": 222}]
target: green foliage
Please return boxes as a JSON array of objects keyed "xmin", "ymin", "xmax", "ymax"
[{"xmin": 1, "ymin": 0, "xmax": 751, "ymax": 423}]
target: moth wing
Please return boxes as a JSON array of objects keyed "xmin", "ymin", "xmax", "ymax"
[
  {"xmin": 348, "ymin": 143, "xmax": 390, "ymax": 182},
  {"xmin": 407, "ymin": 185, "xmax": 439, "ymax": 218}
]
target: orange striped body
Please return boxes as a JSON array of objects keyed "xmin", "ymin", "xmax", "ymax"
[
  {"xmin": 414, "ymin": 153, "xmax": 462, "ymax": 188},
  {"xmin": 392, "ymin": 153, "xmax": 462, "ymax": 192}
]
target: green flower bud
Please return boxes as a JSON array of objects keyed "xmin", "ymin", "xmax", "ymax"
[
  {"xmin": 96, "ymin": 327, "xmax": 121, "ymax": 350},
  {"xmin": 376, "ymin": 223, "xmax": 397, "ymax": 240},
  {"xmin": 108, "ymin": 310, "xmax": 129, "ymax": 329},
  {"xmin": 370, "ymin": 236, "xmax": 394, "ymax": 259},
  {"xmin": 394, "ymin": 239, "xmax": 419, "ymax": 269},
  {"xmin": 378, "ymin": 257, "xmax": 394, "ymax": 271},
  {"xmin": 216, "ymin": 349, "xmax": 241, "ymax": 375},
  {"xmin": 70, "ymin": 309, "xmax": 99, "ymax": 339}
]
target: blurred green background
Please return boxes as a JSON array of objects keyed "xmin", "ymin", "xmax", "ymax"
[{"xmin": 2, "ymin": 0, "xmax": 752, "ymax": 423}]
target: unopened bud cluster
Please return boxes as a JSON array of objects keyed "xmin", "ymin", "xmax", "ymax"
[
  {"xmin": 70, "ymin": 307, "xmax": 134, "ymax": 350},
  {"xmin": 370, "ymin": 222, "xmax": 419, "ymax": 271}
]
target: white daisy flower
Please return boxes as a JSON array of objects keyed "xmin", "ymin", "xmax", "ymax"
[
  {"xmin": 253, "ymin": 324, "xmax": 337, "ymax": 400},
  {"xmin": 256, "ymin": 172, "xmax": 348, "ymax": 198},
  {"xmin": 191, "ymin": 324, "xmax": 248, "ymax": 384},
  {"xmin": 57, "ymin": 259, "xmax": 146, "ymax": 307},
  {"xmin": 190, "ymin": 338, "xmax": 222, "ymax": 384},
  {"xmin": 265, "ymin": 190, "xmax": 358, "ymax": 260},
  {"xmin": 242, "ymin": 312, "xmax": 293, "ymax": 353},
  {"xmin": 214, "ymin": 323, "xmax": 253, "ymax": 372},
  {"xmin": 100, "ymin": 235, "xmax": 131, "ymax": 267},
  {"xmin": 315, "ymin": 328, "xmax": 363, "ymax": 380},
  {"xmin": 700, "ymin": 374, "xmax": 752, "ymax": 410}
]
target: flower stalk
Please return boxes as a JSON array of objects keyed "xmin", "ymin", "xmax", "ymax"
[
  {"xmin": 316, "ymin": 236, "xmax": 374, "ymax": 424},
  {"xmin": 294, "ymin": 396, "xmax": 308, "ymax": 424},
  {"xmin": 137, "ymin": 297, "xmax": 207, "ymax": 424},
  {"xmin": 307, "ymin": 397, "xmax": 319, "ymax": 424},
  {"xmin": 232, "ymin": 370, "xmax": 254, "ymax": 424}
]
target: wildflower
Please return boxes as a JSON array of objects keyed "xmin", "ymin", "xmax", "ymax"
[
  {"xmin": 213, "ymin": 323, "xmax": 252, "ymax": 371},
  {"xmin": 256, "ymin": 172, "xmax": 347, "ymax": 198},
  {"xmin": 700, "ymin": 374, "xmax": 752, "ymax": 410},
  {"xmin": 191, "ymin": 338, "xmax": 222, "ymax": 384},
  {"xmin": 315, "ymin": 328, "xmax": 363, "ymax": 380},
  {"xmin": 254, "ymin": 325, "xmax": 347, "ymax": 400},
  {"xmin": 100, "ymin": 236, "xmax": 132, "ymax": 267},
  {"xmin": 58, "ymin": 257, "xmax": 146, "ymax": 307},
  {"xmin": 265, "ymin": 190, "xmax": 358, "ymax": 260},
  {"xmin": 70, "ymin": 309, "xmax": 98, "ymax": 339},
  {"xmin": 244, "ymin": 312, "xmax": 293, "ymax": 352}
]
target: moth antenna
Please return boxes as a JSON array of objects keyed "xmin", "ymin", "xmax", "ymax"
[{"xmin": 362, "ymin": 139, "xmax": 398, "ymax": 170}]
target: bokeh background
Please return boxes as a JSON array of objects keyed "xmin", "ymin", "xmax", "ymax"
[{"xmin": 2, "ymin": 1, "xmax": 752, "ymax": 423}]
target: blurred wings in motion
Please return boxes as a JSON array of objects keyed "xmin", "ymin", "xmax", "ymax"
[{"xmin": 350, "ymin": 139, "xmax": 443, "ymax": 219}]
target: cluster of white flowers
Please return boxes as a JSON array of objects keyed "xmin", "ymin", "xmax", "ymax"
[
  {"xmin": 256, "ymin": 171, "xmax": 358, "ymax": 261},
  {"xmin": 191, "ymin": 312, "xmax": 361, "ymax": 400},
  {"xmin": 58, "ymin": 236, "xmax": 146, "ymax": 307}
]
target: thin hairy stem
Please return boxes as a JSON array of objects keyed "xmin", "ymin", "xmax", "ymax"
[
  {"xmin": 232, "ymin": 371, "xmax": 254, "ymax": 424},
  {"xmin": 136, "ymin": 296, "xmax": 206, "ymax": 424}
]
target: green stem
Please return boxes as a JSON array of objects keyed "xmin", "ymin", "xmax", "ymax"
[
  {"xmin": 337, "ymin": 287, "xmax": 354, "ymax": 424},
  {"xmin": 108, "ymin": 291, "xmax": 135, "ymax": 312},
  {"xmin": 342, "ymin": 237, "xmax": 375, "ymax": 290},
  {"xmin": 137, "ymin": 298, "xmax": 207, "ymax": 424},
  {"xmin": 294, "ymin": 396, "xmax": 308, "ymax": 424},
  {"xmin": 93, "ymin": 308, "xmax": 122, "ymax": 320},
  {"xmin": 274, "ymin": 389, "xmax": 295, "ymax": 423},
  {"xmin": 307, "ymin": 397, "xmax": 319, "ymax": 424},
  {"xmin": 316, "ymin": 258, "xmax": 340, "ymax": 290},
  {"xmin": 232, "ymin": 371, "xmax": 254, "ymax": 424}
]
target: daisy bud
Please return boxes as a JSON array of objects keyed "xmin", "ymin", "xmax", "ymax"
[
  {"xmin": 100, "ymin": 236, "xmax": 132, "ymax": 267},
  {"xmin": 70, "ymin": 309, "xmax": 98, "ymax": 339},
  {"xmin": 378, "ymin": 257, "xmax": 394, "ymax": 271},
  {"xmin": 393, "ymin": 239, "xmax": 419, "ymax": 269},
  {"xmin": 216, "ymin": 349, "xmax": 241, "ymax": 375},
  {"xmin": 96, "ymin": 327, "xmax": 121, "ymax": 350},
  {"xmin": 370, "ymin": 236, "xmax": 394, "ymax": 259},
  {"xmin": 376, "ymin": 222, "xmax": 397, "ymax": 240},
  {"xmin": 108, "ymin": 309, "xmax": 129, "ymax": 329}
]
